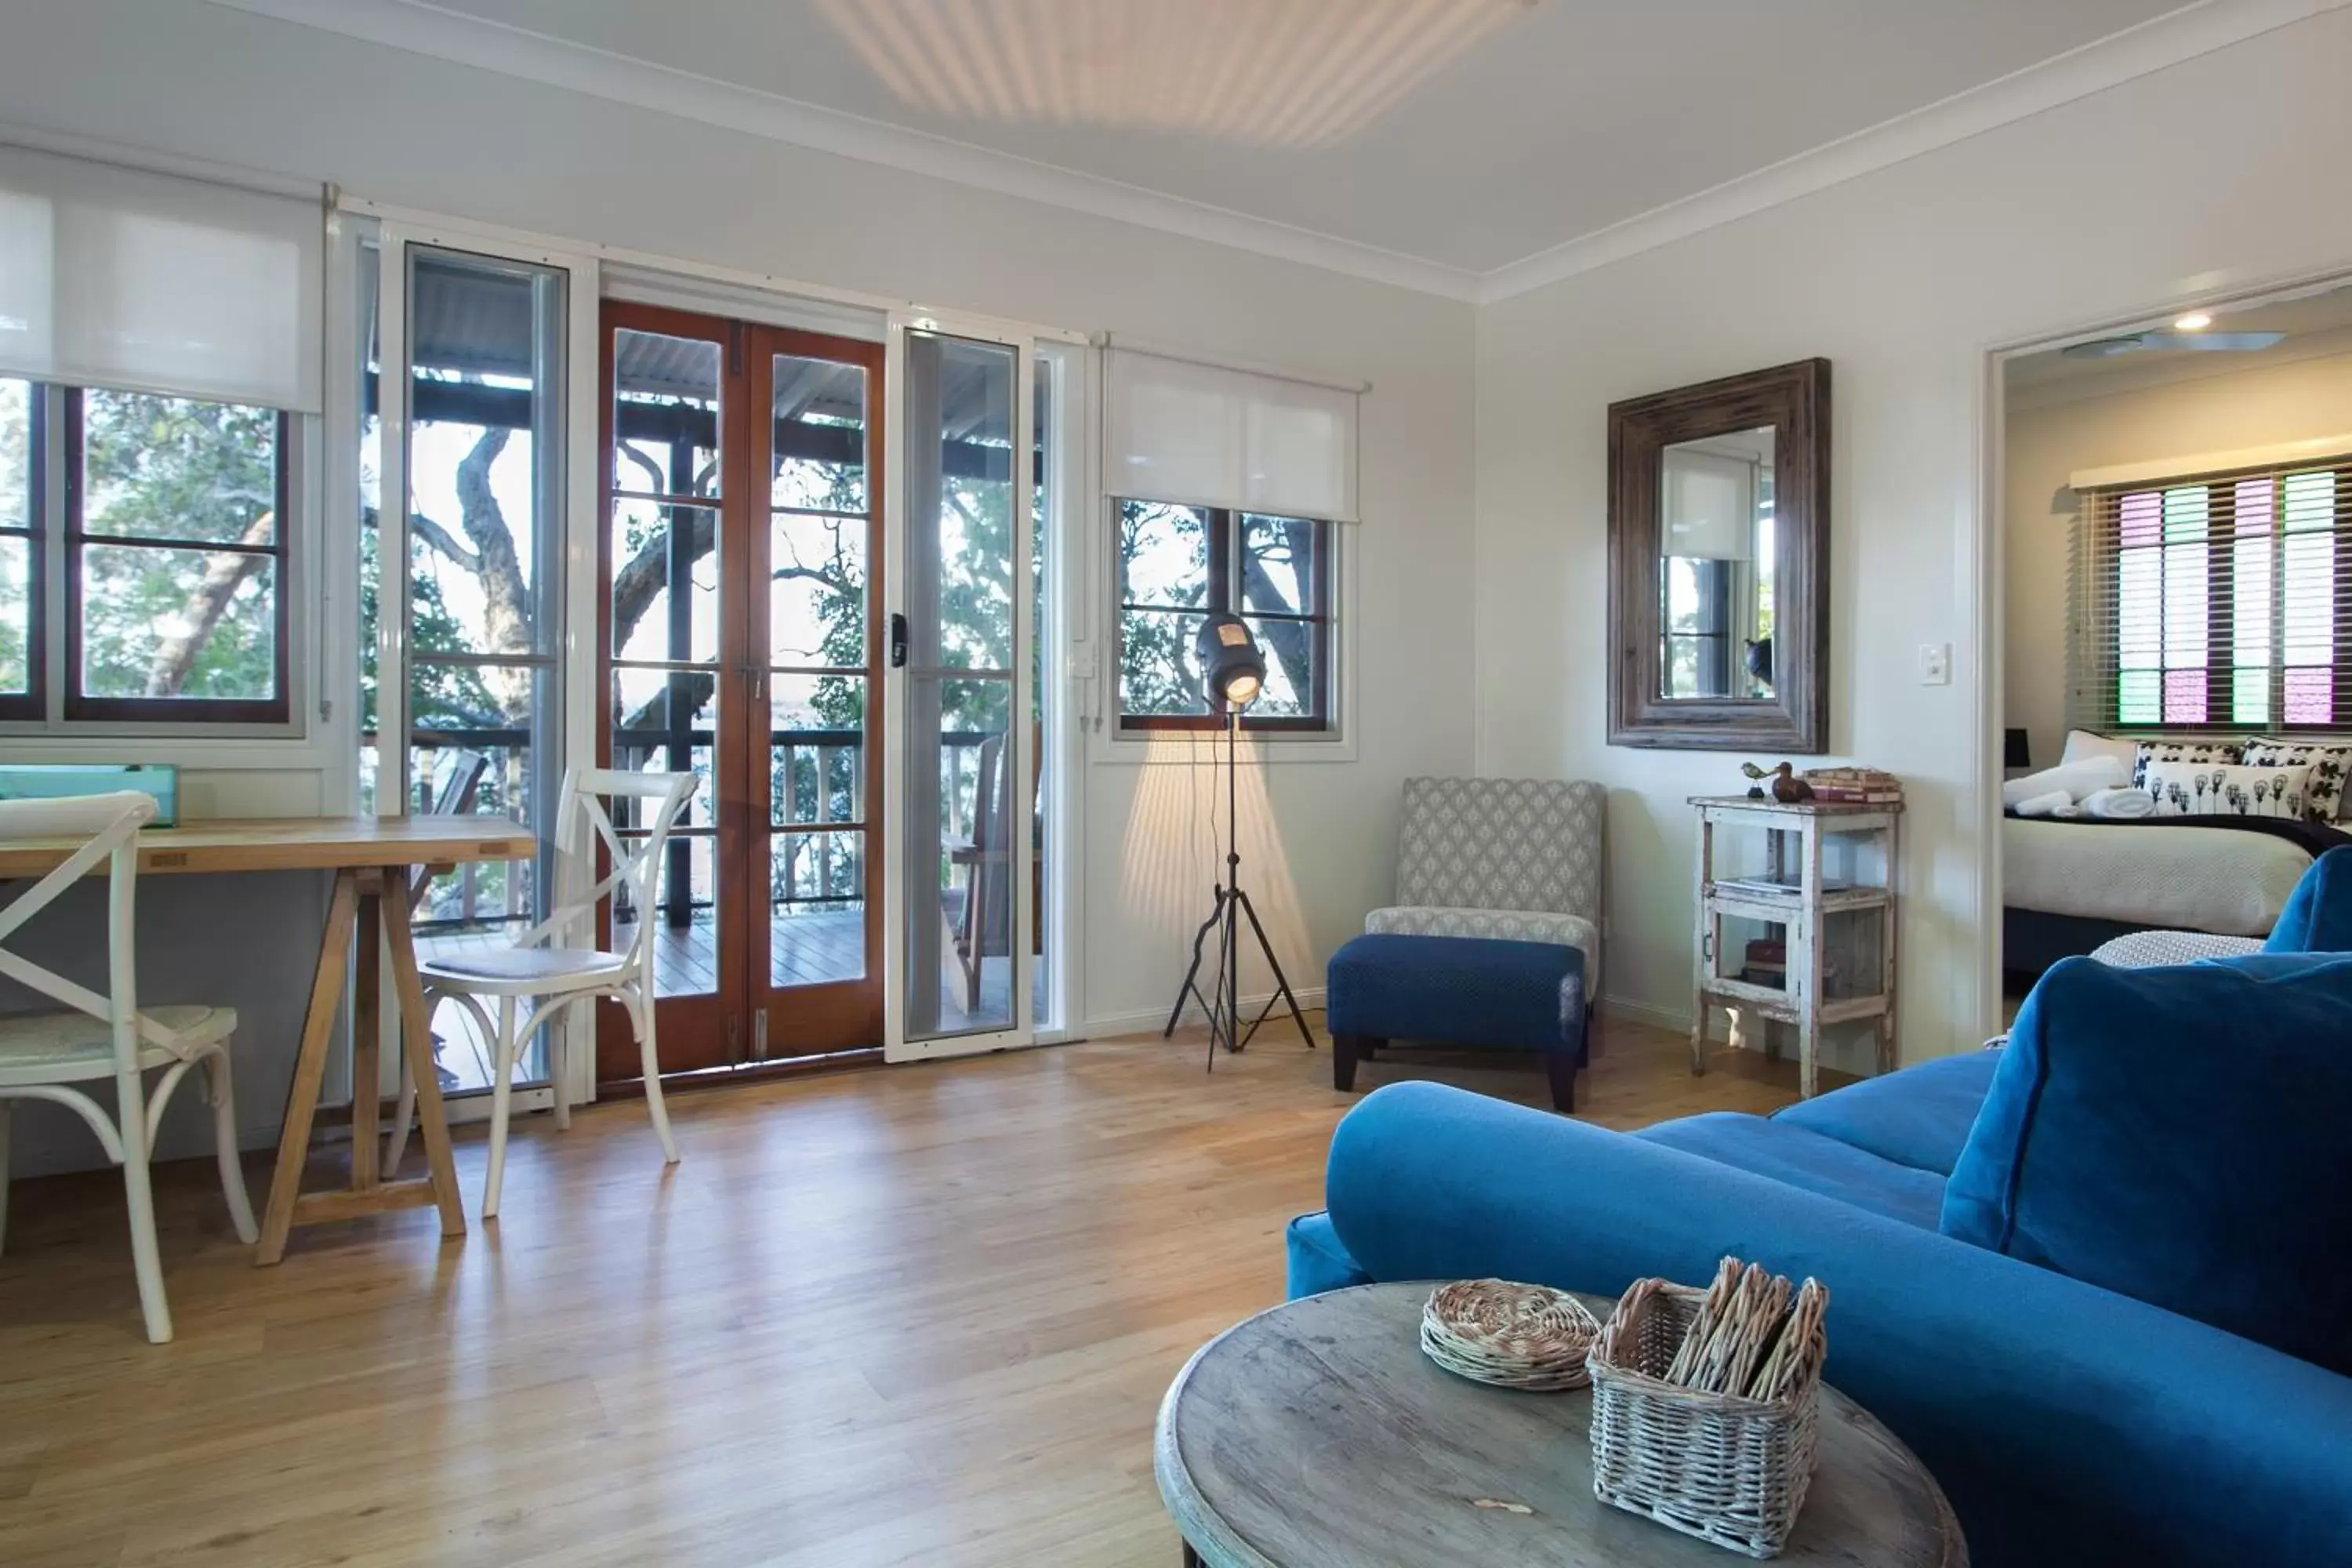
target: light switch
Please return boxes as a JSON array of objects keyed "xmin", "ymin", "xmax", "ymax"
[{"xmin": 1918, "ymin": 643, "xmax": 1951, "ymax": 685}]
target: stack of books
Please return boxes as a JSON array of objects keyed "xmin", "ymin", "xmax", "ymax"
[{"xmin": 1801, "ymin": 767, "xmax": 1901, "ymax": 804}]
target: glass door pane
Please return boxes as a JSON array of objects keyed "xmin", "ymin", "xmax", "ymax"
[
  {"xmin": 387, "ymin": 245, "xmax": 568, "ymax": 1097},
  {"xmin": 756, "ymin": 337, "xmax": 887, "ymax": 1057},
  {"xmin": 902, "ymin": 332, "xmax": 1026, "ymax": 1043},
  {"xmin": 601, "ymin": 310, "xmax": 739, "ymax": 1078}
]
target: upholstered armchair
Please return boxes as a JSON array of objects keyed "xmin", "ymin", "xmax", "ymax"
[{"xmin": 1365, "ymin": 777, "xmax": 1606, "ymax": 998}]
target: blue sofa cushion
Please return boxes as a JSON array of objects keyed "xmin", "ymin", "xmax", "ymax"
[
  {"xmin": 1638, "ymin": 1113, "xmax": 1947, "ymax": 1232},
  {"xmin": 1772, "ymin": 1049, "xmax": 1999, "ymax": 1176},
  {"xmin": 1325, "ymin": 933, "xmax": 1584, "ymax": 1053},
  {"xmin": 1285, "ymin": 1211, "xmax": 1371, "ymax": 1298},
  {"xmin": 2263, "ymin": 845, "xmax": 2352, "ymax": 953},
  {"xmin": 1944, "ymin": 953, "xmax": 2352, "ymax": 1374}
]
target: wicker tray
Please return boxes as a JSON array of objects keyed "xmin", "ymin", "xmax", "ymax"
[
  {"xmin": 1588, "ymin": 1275, "xmax": 1828, "ymax": 1559},
  {"xmin": 1419, "ymin": 1279, "xmax": 1600, "ymax": 1392}
]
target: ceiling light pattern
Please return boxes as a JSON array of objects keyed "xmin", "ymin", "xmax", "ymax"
[{"xmin": 810, "ymin": 0, "xmax": 1535, "ymax": 150}]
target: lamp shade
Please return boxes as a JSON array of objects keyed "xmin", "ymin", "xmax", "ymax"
[{"xmin": 1195, "ymin": 613, "xmax": 1266, "ymax": 710}]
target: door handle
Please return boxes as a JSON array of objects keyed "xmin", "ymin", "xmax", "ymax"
[{"xmin": 890, "ymin": 612, "xmax": 909, "ymax": 669}]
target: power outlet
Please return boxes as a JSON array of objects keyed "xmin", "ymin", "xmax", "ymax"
[{"xmin": 1918, "ymin": 642, "xmax": 1951, "ymax": 686}]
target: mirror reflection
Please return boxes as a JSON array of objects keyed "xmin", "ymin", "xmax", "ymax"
[{"xmin": 1658, "ymin": 426, "xmax": 1776, "ymax": 700}]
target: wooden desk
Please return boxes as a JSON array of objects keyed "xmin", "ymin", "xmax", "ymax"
[{"xmin": 0, "ymin": 816, "xmax": 535, "ymax": 1264}]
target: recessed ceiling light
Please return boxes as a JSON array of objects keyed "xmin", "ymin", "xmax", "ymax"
[{"xmin": 2174, "ymin": 313, "xmax": 2213, "ymax": 331}]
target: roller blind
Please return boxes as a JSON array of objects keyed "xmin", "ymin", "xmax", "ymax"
[
  {"xmin": 2067, "ymin": 454, "xmax": 2352, "ymax": 732},
  {"xmin": 1105, "ymin": 348, "xmax": 1359, "ymax": 522},
  {"xmin": 0, "ymin": 144, "xmax": 323, "ymax": 413}
]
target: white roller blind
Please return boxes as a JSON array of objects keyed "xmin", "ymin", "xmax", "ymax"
[
  {"xmin": 0, "ymin": 145, "xmax": 322, "ymax": 413},
  {"xmin": 1105, "ymin": 347, "xmax": 1358, "ymax": 521}
]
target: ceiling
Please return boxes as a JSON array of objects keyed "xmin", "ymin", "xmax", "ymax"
[
  {"xmin": 221, "ymin": 0, "xmax": 2286, "ymax": 296},
  {"xmin": 2008, "ymin": 283, "xmax": 2352, "ymax": 404}
]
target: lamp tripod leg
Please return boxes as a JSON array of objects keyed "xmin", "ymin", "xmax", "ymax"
[
  {"xmin": 1163, "ymin": 891, "xmax": 1226, "ymax": 1040},
  {"xmin": 1229, "ymin": 887, "xmax": 1316, "ymax": 1051}
]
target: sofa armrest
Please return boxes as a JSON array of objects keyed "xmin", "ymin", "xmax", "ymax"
[{"xmin": 1327, "ymin": 1082, "xmax": 2352, "ymax": 1568}]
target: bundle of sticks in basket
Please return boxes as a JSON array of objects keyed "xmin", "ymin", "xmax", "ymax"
[{"xmin": 1653, "ymin": 1257, "xmax": 1828, "ymax": 1403}]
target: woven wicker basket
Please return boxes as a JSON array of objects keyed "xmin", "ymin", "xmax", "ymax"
[{"xmin": 1587, "ymin": 1278, "xmax": 1826, "ymax": 1559}]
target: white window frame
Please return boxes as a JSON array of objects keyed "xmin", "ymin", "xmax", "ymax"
[
  {"xmin": 1097, "ymin": 498, "xmax": 1352, "ymax": 759},
  {"xmin": 0, "ymin": 385, "xmax": 319, "ymax": 755},
  {"xmin": 343, "ymin": 208, "xmax": 602, "ymax": 1120},
  {"xmin": 881, "ymin": 309, "xmax": 1090, "ymax": 1062}
]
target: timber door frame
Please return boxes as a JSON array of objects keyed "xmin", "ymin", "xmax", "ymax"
[{"xmin": 594, "ymin": 299, "xmax": 887, "ymax": 1082}]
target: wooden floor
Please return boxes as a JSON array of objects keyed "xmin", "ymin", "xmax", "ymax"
[
  {"xmin": 0, "ymin": 1018, "xmax": 1822, "ymax": 1568},
  {"xmin": 425, "ymin": 915, "xmax": 1039, "ymax": 1091}
]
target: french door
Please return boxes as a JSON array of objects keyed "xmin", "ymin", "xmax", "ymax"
[{"xmin": 596, "ymin": 301, "xmax": 885, "ymax": 1075}]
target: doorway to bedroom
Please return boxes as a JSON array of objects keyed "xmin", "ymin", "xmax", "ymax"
[{"xmin": 1998, "ymin": 276, "xmax": 2352, "ymax": 1000}]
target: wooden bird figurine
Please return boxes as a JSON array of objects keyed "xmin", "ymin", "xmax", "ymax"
[{"xmin": 1741, "ymin": 760, "xmax": 1814, "ymax": 803}]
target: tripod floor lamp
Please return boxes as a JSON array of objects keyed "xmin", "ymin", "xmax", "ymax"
[{"xmin": 1162, "ymin": 613, "xmax": 1316, "ymax": 1069}]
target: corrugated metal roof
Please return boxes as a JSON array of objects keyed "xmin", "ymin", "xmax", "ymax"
[{"xmin": 408, "ymin": 260, "xmax": 1008, "ymax": 439}]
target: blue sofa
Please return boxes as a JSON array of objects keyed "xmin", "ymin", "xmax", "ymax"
[{"xmin": 1287, "ymin": 938, "xmax": 2352, "ymax": 1565}]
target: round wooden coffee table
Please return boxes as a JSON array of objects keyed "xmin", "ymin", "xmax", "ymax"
[{"xmin": 1156, "ymin": 1282, "xmax": 1965, "ymax": 1567}]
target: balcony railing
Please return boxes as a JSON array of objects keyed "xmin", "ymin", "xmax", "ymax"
[{"xmin": 370, "ymin": 724, "xmax": 1006, "ymax": 934}]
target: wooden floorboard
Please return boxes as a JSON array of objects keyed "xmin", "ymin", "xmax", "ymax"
[{"xmin": 0, "ymin": 1017, "xmax": 1826, "ymax": 1568}]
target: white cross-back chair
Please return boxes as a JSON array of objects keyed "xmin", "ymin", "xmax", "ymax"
[
  {"xmin": 0, "ymin": 793, "xmax": 256, "ymax": 1343},
  {"xmin": 387, "ymin": 768, "xmax": 695, "ymax": 1218}
]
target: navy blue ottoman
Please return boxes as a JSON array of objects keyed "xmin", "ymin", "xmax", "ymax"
[{"xmin": 1326, "ymin": 933, "xmax": 1588, "ymax": 1111}]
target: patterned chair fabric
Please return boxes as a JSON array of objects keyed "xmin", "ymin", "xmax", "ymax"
[{"xmin": 1369, "ymin": 777, "xmax": 1606, "ymax": 989}]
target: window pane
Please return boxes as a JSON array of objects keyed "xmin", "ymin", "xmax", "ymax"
[
  {"xmin": 613, "ymin": 329, "xmax": 720, "ymax": 499},
  {"xmin": 1245, "ymin": 615, "xmax": 1317, "ymax": 717},
  {"xmin": 0, "ymin": 379, "xmax": 28, "ymax": 529},
  {"xmin": 78, "ymin": 390, "xmax": 277, "ymax": 546},
  {"xmin": 78, "ymin": 545, "xmax": 276, "ymax": 700},
  {"xmin": 612, "ymin": 666, "xmax": 718, "ymax": 829},
  {"xmin": 2282, "ymin": 532, "xmax": 2333, "ymax": 667},
  {"xmin": 2283, "ymin": 469, "xmax": 2336, "ymax": 532},
  {"xmin": 1118, "ymin": 500, "xmax": 1209, "ymax": 608},
  {"xmin": 612, "ymin": 833, "xmax": 717, "ymax": 999},
  {"xmin": 610, "ymin": 499, "xmax": 719, "ymax": 663},
  {"xmin": 772, "ymin": 355, "xmax": 866, "ymax": 513},
  {"xmin": 1120, "ymin": 608, "xmax": 1210, "ymax": 716},
  {"xmin": 2161, "ymin": 485, "xmax": 2207, "ymax": 543},
  {"xmin": 2233, "ymin": 667, "xmax": 2270, "ymax": 727},
  {"xmin": 2286, "ymin": 667, "xmax": 2334, "ymax": 724},
  {"xmin": 1240, "ymin": 514, "xmax": 1318, "ymax": 615},
  {"xmin": 409, "ymin": 253, "xmax": 562, "ymax": 659},
  {"xmin": 0, "ymin": 535, "xmax": 27, "ymax": 695},
  {"xmin": 2162, "ymin": 668, "xmax": 2207, "ymax": 725},
  {"xmin": 408, "ymin": 718, "xmax": 546, "ymax": 934},
  {"xmin": 2116, "ymin": 549, "xmax": 2161, "ymax": 669},
  {"xmin": 770, "ymin": 510, "xmax": 865, "ymax": 667},
  {"xmin": 771, "ymin": 829, "xmax": 866, "ymax": 986},
  {"xmin": 2118, "ymin": 668, "xmax": 2161, "ymax": 725},
  {"xmin": 2161, "ymin": 541, "xmax": 2206, "ymax": 670},
  {"xmin": 769, "ymin": 673, "xmax": 866, "ymax": 828}
]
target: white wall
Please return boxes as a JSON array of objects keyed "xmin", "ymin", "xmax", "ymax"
[
  {"xmin": 1474, "ymin": 7, "xmax": 2352, "ymax": 1065},
  {"xmin": 2006, "ymin": 348, "xmax": 2352, "ymax": 768},
  {"xmin": 0, "ymin": 0, "xmax": 1477, "ymax": 1172}
]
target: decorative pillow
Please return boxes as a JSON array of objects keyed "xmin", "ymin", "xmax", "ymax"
[
  {"xmin": 2131, "ymin": 739, "xmax": 2241, "ymax": 791},
  {"xmin": 2143, "ymin": 759, "xmax": 2310, "ymax": 819},
  {"xmin": 2264, "ymin": 847, "xmax": 2352, "ymax": 954},
  {"xmin": 2240, "ymin": 736, "xmax": 2352, "ymax": 823},
  {"xmin": 2059, "ymin": 729, "xmax": 2138, "ymax": 773},
  {"xmin": 1943, "ymin": 953, "xmax": 2352, "ymax": 1374}
]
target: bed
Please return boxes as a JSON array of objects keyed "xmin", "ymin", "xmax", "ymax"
[{"xmin": 2002, "ymin": 815, "xmax": 2343, "ymax": 990}]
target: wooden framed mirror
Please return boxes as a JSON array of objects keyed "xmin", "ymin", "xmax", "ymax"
[{"xmin": 1607, "ymin": 358, "xmax": 1831, "ymax": 753}]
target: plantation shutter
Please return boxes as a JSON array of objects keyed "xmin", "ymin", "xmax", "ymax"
[{"xmin": 2067, "ymin": 453, "xmax": 2352, "ymax": 733}]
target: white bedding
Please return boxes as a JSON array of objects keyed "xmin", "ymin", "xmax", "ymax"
[{"xmin": 2002, "ymin": 818, "xmax": 2310, "ymax": 936}]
